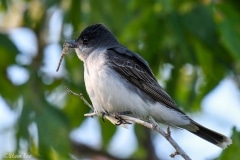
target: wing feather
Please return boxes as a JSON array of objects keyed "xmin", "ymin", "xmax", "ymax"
[{"xmin": 106, "ymin": 47, "xmax": 185, "ymax": 114}]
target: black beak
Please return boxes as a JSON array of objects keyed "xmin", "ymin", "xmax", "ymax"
[{"xmin": 65, "ymin": 40, "xmax": 78, "ymax": 48}]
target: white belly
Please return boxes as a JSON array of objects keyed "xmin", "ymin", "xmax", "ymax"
[
  {"xmin": 84, "ymin": 62, "xmax": 149, "ymax": 118},
  {"xmin": 82, "ymin": 51, "xmax": 148, "ymax": 118}
]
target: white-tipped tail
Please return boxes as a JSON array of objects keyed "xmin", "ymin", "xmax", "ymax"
[
  {"xmin": 218, "ymin": 137, "xmax": 232, "ymax": 149},
  {"xmin": 186, "ymin": 121, "xmax": 232, "ymax": 148}
]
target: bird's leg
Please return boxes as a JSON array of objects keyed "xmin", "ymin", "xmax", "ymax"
[
  {"xmin": 166, "ymin": 126, "xmax": 171, "ymax": 137},
  {"xmin": 115, "ymin": 111, "xmax": 132, "ymax": 125},
  {"xmin": 101, "ymin": 111, "xmax": 109, "ymax": 122}
]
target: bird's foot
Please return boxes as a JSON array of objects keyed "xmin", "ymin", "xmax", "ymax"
[
  {"xmin": 114, "ymin": 111, "xmax": 132, "ymax": 125},
  {"xmin": 101, "ymin": 111, "xmax": 109, "ymax": 122}
]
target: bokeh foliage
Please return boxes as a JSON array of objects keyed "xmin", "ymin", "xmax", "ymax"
[{"xmin": 0, "ymin": 0, "xmax": 240, "ymax": 159}]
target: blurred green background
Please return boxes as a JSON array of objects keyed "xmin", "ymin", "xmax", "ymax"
[{"xmin": 0, "ymin": 0, "xmax": 240, "ymax": 159}]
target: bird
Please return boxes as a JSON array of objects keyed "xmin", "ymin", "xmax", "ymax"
[{"xmin": 66, "ymin": 23, "xmax": 232, "ymax": 149}]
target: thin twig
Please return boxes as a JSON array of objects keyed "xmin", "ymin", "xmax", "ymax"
[
  {"xmin": 149, "ymin": 117, "xmax": 191, "ymax": 160},
  {"xmin": 65, "ymin": 87, "xmax": 191, "ymax": 160},
  {"xmin": 65, "ymin": 86, "xmax": 93, "ymax": 110},
  {"xmin": 84, "ymin": 112, "xmax": 96, "ymax": 117}
]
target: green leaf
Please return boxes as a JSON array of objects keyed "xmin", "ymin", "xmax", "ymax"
[
  {"xmin": 183, "ymin": 5, "xmax": 217, "ymax": 47},
  {"xmin": 36, "ymin": 105, "xmax": 70, "ymax": 159},
  {"xmin": 16, "ymin": 105, "xmax": 31, "ymax": 143},
  {"xmin": 216, "ymin": 3, "xmax": 240, "ymax": 59},
  {"xmin": 0, "ymin": 0, "xmax": 9, "ymax": 10},
  {"xmin": 64, "ymin": 93, "xmax": 90, "ymax": 128},
  {"xmin": 190, "ymin": 39, "xmax": 226, "ymax": 110},
  {"xmin": 0, "ymin": 33, "xmax": 19, "ymax": 68},
  {"xmin": 133, "ymin": 125, "xmax": 148, "ymax": 159},
  {"xmin": 0, "ymin": 33, "xmax": 21, "ymax": 103}
]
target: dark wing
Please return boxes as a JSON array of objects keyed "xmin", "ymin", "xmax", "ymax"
[{"xmin": 106, "ymin": 47, "xmax": 185, "ymax": 114}]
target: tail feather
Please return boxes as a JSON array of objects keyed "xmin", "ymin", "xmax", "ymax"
[{"xmin": 186, "ymin": 121, "xmax": 232, "ymax": 149}]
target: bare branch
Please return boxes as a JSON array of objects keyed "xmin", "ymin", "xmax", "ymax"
[
  {"xmin": 149, "ymin": 117, "xmax": 191, "ymax": 160},
  {"xmin": 65, "ymin": 87, "xmax": 192, "ymax": 160},
  {"xmin": 65, "ymin": 86, "xmax": 94, "ymax": 110},
  {"xmin": 84, "ymin": 112, "xmax": 96, "ymax": 117}
]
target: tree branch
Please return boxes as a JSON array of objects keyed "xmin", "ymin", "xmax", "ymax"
[
  {"xmin": 66, "ymin": 87, "xmax": 191, "ymax": 160},
  {"xmin": 149, "ymin": 117, "xmax": 191, "ymax": 160},
  {"xmin": 71, "ymin": 140, "xmax": 128, "ymax": 160}
]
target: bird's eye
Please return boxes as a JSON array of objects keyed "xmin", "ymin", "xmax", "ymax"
[{"xmin": 83, "ymin": 37, "xmax": 88, "ymax": 44}]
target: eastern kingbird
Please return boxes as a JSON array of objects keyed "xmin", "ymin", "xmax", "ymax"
[{"xmin": 66, "ymin": 24, "xmax": 231, "ymax": 148}]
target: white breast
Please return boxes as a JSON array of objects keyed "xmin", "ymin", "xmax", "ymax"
[{"xmin": 83, "ymin": 50, "xmax": 149, "ymax": 118}]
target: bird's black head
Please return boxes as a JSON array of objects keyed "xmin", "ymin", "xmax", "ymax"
[
  {"xmin": 77, "ymin": 24, "xmax": 118, "ymax": 48},
  {"xmin": 66, "ymin": 24, "xmax": 118, "ymax": 61}
]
